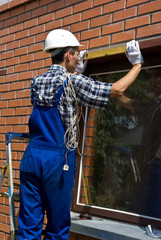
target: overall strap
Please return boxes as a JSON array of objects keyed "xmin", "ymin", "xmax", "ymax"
[
  {"xmin": 31, "ymin": 80, "xmax": 37, "ymax": 106},
  {"xmin": 53, "ymin": 75, "xmax": 69, "ymax": 107}
]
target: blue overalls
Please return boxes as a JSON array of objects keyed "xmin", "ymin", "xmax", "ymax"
[{"xmin": 17, "ymin": 77, "xmax": 77, "ymax": 240}]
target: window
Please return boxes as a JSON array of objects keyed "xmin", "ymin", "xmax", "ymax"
[{"xmin": 72, "ymin": 40, "xmax": 161, "ymax": 228}]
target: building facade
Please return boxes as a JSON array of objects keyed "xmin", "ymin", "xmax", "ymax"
[{"xmin": 0, "ymin": 0, "xmax": 161, "ymax": 239}]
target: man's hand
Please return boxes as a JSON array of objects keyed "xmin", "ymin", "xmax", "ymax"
[
  {"xmin": 75, "ymin": 50, "xmax": 88, "ymax": 74},
  {"xmin": 126, "ymin": 40, "xmax": 144, "ymax": 66}
]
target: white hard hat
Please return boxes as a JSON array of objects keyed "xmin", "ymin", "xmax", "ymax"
[{"xmin": 44, "ymin": 29, "xmax": 83, "ymax": 53}]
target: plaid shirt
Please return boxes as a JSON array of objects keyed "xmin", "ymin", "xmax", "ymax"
[{"xmin": 31, "ymin": 65, "xmax": 112, "ymax": 131}]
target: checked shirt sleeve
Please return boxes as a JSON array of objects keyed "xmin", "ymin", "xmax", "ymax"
[{"xmin": 72, "ymin": 74, "xmax": 113, "ymax": 109}]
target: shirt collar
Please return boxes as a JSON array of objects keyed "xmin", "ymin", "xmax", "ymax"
[{"xmin": 49, "ymin": 64, "xmax": 68, "ymax": 74}]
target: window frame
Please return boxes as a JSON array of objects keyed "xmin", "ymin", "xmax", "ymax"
[{"xmin": 72, "ymin": 37, "xmax": 161, "ymax": 228}]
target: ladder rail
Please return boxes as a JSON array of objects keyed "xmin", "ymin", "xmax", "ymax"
[
  {"xmin": 6, "ymin": 141, "xmax": 16, "ymax": 240},
  {"xmin": 0, "ymin": 132, "xmax": 30, "ymax": 240}
]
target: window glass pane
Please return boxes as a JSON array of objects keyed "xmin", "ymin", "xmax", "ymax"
[{"xmin": 78, "ymin": 66, "xmax": 161, "ymax": 219}]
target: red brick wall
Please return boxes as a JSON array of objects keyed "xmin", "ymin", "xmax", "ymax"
[{"xmin": 0, "ymin": 0, "xmax": 161, "ymax": 239}]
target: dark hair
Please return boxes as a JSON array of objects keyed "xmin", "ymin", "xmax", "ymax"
[{"xmin": 50, "ymin": 47, "xmax": 77, "ymax": 64}]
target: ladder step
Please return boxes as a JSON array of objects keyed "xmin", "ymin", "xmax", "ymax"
[
  {"xmin": 0, "ymin": 192, "xmax": 9, "ymax": 198},
  {"xmin": 0, "ymin": 192, "xmax": 19, "ymax": 202}
]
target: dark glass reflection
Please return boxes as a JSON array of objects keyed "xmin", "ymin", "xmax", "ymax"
[{"xmin": 89, "ymin": 66, "xmax": 161, "ymax": 219}]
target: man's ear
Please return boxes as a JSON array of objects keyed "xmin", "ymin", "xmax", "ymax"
[{"xmin": 66, "ymin": 50, "xmax": 72, "ymax": 61}]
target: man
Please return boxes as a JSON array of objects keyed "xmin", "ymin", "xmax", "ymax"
[{"xmin": 17, "ymin": 29, "xmax": 143, "ymax": 240}]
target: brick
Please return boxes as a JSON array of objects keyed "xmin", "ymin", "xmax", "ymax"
[
  {"xmin": 63, "ymin": 13, "xmax": 81, "ymax": 26},
  {"xmin": 91, "ymin": 14, "xmax": 112, "ymax": 28},
  {"xmin": 9, "ymin": 99, "xmax": 22, "ymax": 108},
  {"xmin": 0, "ymin": 69, "xmax": 7, "ymax": 78},
  {"xmin": 81, "ymin": 28, "xmax": 101, "ymax": 41},
  {"xmin": 56, "ymin": 7, "xmax": 72, "ymax": 19},
  {"xmin": 5, "ymin": 74, "xmax": 19, "ymax": 83},
  {"xmin": 74, "ymin": 0, "xmax": 92, "ymax": 13},
  {"xmin": 0, "ymin": 22, "xmax": 3, "ymax": 29},
  {"xmin": 29, "ymin": 60, "xmax": 44, "ymax": 70},
  {"xmin": 35, "ymin": 51, "xmax": 46, "ymax": 60},
  {"xmin": 0, "ymin": 3, "xmax": 8, "ymax": 14},
  {"xmin": 7, "ymin": 66, "xmax": 14, "ymax": 74},
  {"xmin": 20, "ymin": 53, "xmax": 35, "ymax": 63},
  {"xmin": 1, "ymin": 51, "xmax": 14, "ymax": 60},
  {"xmin": 113, "ymin": 7, "xmax": 137, "ymax": 22},
  {"xmin": 13, "ymin": 125, "xmax": 29, "ymax": 133},
  {"xmin": 0, "ymin": 60, "xmax": 6, "ymax": 68},
  {"xmin": 15, "ymin": 107, "xmax": 30, "ymax": 116},
  {"xmin": 18, "ymin": 11, "xmax": 32, "ymax": 23},
  {"xmin": 152, "ymin": 12, "xmax": 161, "ymax": 23},
  {"xmin": 15, "ymin": 47, "xmax": 28, "ymax": 56},
  {"xmin": 69, "ymin": 232, "xmax": 77, "ymax": 240},
  {"xmin": 30, "ymin": 24, "xmax": 45, "ymax": 36},
  {"xmin": 0, "ymin": 76, "xmax": 4, "ymax": 84},
  {"xmin": 46, "ymin": 19, "xmax": 62, "ymax": 31},
  {"xmin": 127, "ymin": 0, "xmax": 149, "ymax": 7},
  {"xmin": 137, "ymin": 23, "xmax": 161, "ymax": 38},
  {"xmin": 10, "ymin": 23, "xmax": 23, "ymax": 33},
  {"xmin": 32, "ymin": 6, "xmax": 48, "ymax": 18},
  {"xmin": 21, "ymin": 36, "xmax": 35, "ymax": 47},
  {"xmin": 82, "ymin": 6, "xmax": 102, "ymax": 20},
  {"xmin": 4, "ymin": 17, "xmax": 17, "ymax": 28},
  {"xmin": 15, "ymin": 63, "xmax": 28, "ymax": 72},
  {"xmin": 112, "ymin": 29, "xmax": 135, "ymax": 44},
  {"xmin": 126, "ymin": 15, "xmax": 150, "ymax": 29},
  {"xmin": 6, "ymin": 57, "xmax": 19, "ymax": 67},
  {"xmin": 90, "ymin": 35, "xmax": 110, "ymax": 48},
  {"xmin": 102, "ymin": 22, "xmax": 124, "ymax": 35},
  {"xmin": 0, "ymin": 117, "xmax": 6, "ymax": 125},
  {"xmin": 39, "ymin": 13, "xmax": 54, "ymax": 24},
  {"xmin": 1, "ymin": 109, "xmax": 15, "ymax": 117},
  {"xmin": 7, "ymin": 117, "xmax": 20, "ymax": 125},
  {"xmin": 10, "ymin": 0, "xmax": 23, "ymax": 9},
  {"xmin": 2, "ymin": 34, "xmax": 15, "ymax": 44},
  {"xmin": 0, "ymin": 11, "xmax": 10, "ymax": 22},
  {"xmin": 22, "ymin": 97, "xmax": 31, "ymax": 106},
  {"xmin": 0, "ymin": 214, "xmax": 7, "ymax": 223},
  {"xmin": 0, "ymin": 222, "xmax": 10, "ymax": 233},
  {"xmin": 3, "ymin": 91, "xmax": 16, "ymax": 100},
  {"xmin": 0, "ymin": 28, "xmax": 9, "ymax": 37},
  {"xmin": 103, "ymin": 0, "xmax": 126, "ymax": 14},
  {"xmin": 36, "ymin": 32, "xmax": 47, "ymax": 43},
  {"xmin": 66, "ymin": 0, "xmax": 82, "ymax": 6},
  {"xmin": 7, "ymin": 41, "xmax": 20, "ymax": 50},
  {"xmin": 138, "ymin": 0, "xmax": 161, "ymax": 15},
  {"xmin": 11, "ymin": 4, "xmax": 25, "ymax": 17},
  {"xmin": 28, "ymin": 43, "xmax": 43, "ymax": 53},
  {"xmin": 0, "ymin": 101, "xmax": 8, "ymax": 108},
  {"xmin": 94, "ymin": 0, "xmax": 113, "ymax": 6},
  {"xmin": 24, "ymin": 18, "xmax": 38, "ymax": 29},
  {"xmin": 25, "ymin": 0, "xmax": 39, "ymax": 11},
  {"xmin": 44, "ymin": 59, "xmax": 52, "ymax": 68},
  {"xmin": 15, "ymin": 29, "xmax": 30, "ymax": 40},
  {"xmin": 40, "ymin": 0, "xmax": 57, "ymax": 5},
  {"xmin": 48, "ymin": 0, "xmax": 64, "ymax": 12},
  {"xmin": 18, "ymin": 71, "xmax": 33, "ymax": 81},
  {"xmin": 0, "ymin": 84, "xmax": 10, "ymax": 92},
  {"xmin": 0, "ymin": 44, "xmax": 6, "ymax": 52},
  {"xmin": 71, "ymin": 21, "xmax": 90, "ymax": 33}
]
